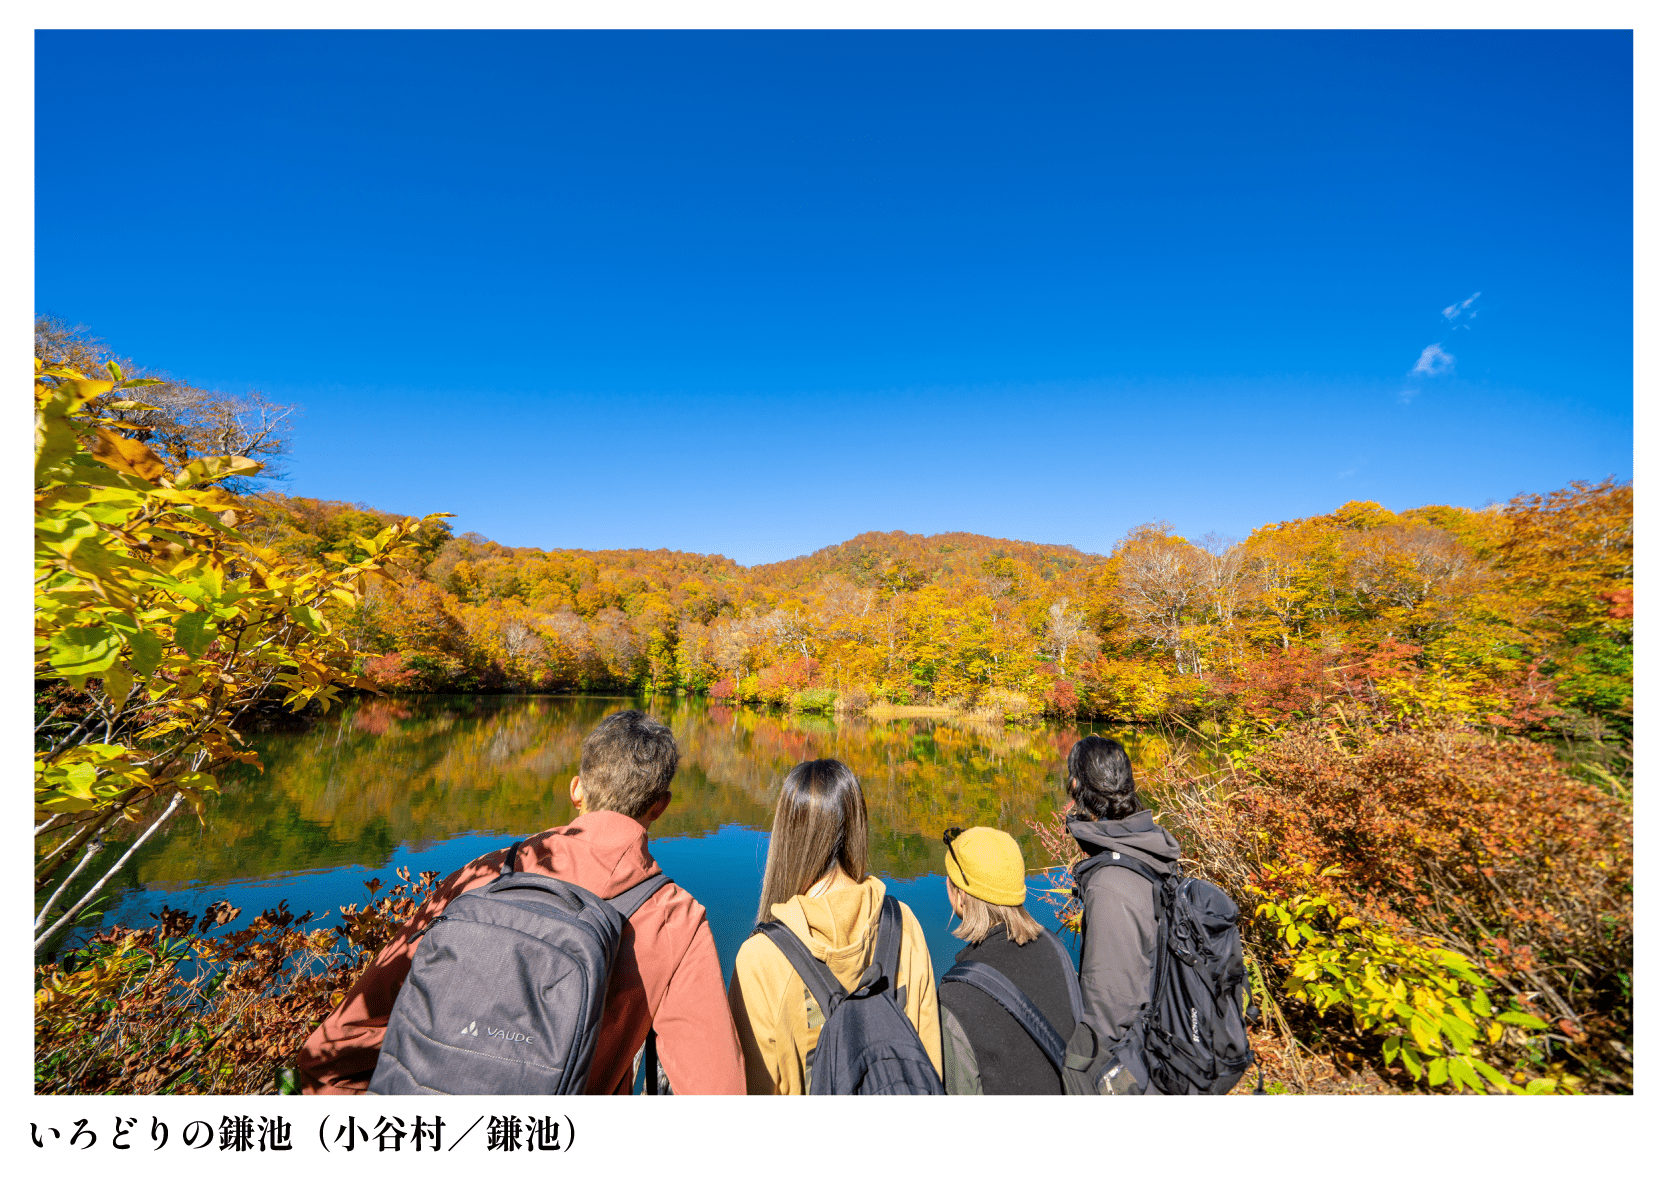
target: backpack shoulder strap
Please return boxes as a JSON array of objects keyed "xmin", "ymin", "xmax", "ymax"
[
  {"xmin": 609, "ymin": 873, "xmax": 673, "ymax": 920},
  {"xmin": 1075, "ymin": 851, "xmax": 1168, "ymax": 926},
  {"xmin": 1075, "ymin": 852, "xmax": 1170, "ymax": 1003},
  {"xmin": 1074, "ymin": 849, "xmax": 1161, "ymax": 889},
  {"xmin": 869, "ymin": 895, "xmax": 905, "ymax": 995},
  {"xmin": 754, "ymin": 919, "xmax": 847, "ymax": 1020},
  {"xmin": 500, "ymin": 840, "xmax": 672, "ymax": 921},
  {"xmin": 1042, "ymin": 928, "xmax": 1084, "ymax": 1026},
  {"xmin": 941, "ymin": 961, "xmax": 1067, "ymax": 1072}
]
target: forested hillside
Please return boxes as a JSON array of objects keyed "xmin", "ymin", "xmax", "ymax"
[{"xmin": 246, "ymin": 478, "xmax": 1631, "ymax": 770}]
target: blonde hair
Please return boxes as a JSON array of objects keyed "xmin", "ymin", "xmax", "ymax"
[
  {"xmin": 756, "ymin": 759, "xmax": 869, "ymax": 923},
  {"xmin": 949, "ymin": 885, "xmax": 1044, "ymax": 947}
]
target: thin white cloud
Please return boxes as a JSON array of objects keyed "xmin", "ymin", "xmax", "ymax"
[
  {"xmin": 1411, "ymin": 343, "xmax": 1455, "ymax": 377},
  {"xmin": 1442, "ymin": 291, "xmax": 1482, "ymax": 323}
]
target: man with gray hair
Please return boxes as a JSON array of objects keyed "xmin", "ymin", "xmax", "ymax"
[{"xmin": 298, "ymin": 709, "xmax": 745, "ymax": 1094}]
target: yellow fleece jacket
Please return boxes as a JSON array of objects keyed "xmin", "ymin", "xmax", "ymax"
[{"xmin": 727, "ymin": 876, "xmax": 943, "ymax": 1094}]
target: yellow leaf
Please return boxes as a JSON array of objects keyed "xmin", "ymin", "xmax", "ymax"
[
  {"xmin": 88, "ymin": 428, "xmax": 169, "ymax": 481},
  {"xmin": 102, "ymin": 664, "xmax": 133, "ymax": 711},
  {"xmin": 59, "ymin": 378, "xmax": 115, "ymax": 402},
  {"xmin": 1408, "ymin": 1015, "xmax": 1438, "ymax": 1054}
]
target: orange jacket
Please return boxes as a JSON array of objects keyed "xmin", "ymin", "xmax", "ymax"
[{"xmin": 297, "ymin": 809, "xmax": 746, "ymax": 1095}]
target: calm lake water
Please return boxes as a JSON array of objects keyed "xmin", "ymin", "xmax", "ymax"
[{"xmin": 79, "ymin": 695, "xmax": 1169, "ymax": 977}]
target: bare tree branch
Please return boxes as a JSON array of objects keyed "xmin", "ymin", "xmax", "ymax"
[{"xmin": 36, "ymin": 793, "xmax": 183, "ymax": 951}]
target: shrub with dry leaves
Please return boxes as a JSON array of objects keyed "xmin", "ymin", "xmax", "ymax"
[{"xmin": 35, "ymin": 868, "xmax": 437, "ymax": 1094}]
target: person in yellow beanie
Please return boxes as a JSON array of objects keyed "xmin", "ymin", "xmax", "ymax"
[{"xmin": 937, "ymin": 826, "xmax": 1083, "ymax": 1094}]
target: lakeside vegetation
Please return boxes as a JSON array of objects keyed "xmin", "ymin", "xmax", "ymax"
[{"xmin": 35, "ymin": 325, "xmax": 1630, "ymax": 1094}]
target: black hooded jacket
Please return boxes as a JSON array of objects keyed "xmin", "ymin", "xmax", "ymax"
[{"xmin": 1068, "ymin": 809, "xmax": 1182, "ymax": 1043}]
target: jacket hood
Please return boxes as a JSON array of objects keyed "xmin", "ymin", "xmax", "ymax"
[
  {"xmin": 1067, "ymin": 810, "xmax": 1181, "ymax": 875},
  {"xmin": 768, "ymin": 876, "xmax": 887, "ymax": 974},
  {"xmin": 519, "ymin": 809, "xmax": 660, "ymax": 900}
]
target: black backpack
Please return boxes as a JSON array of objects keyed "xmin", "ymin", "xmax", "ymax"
[
  {"xmin": 368, "ymin": 839, "xmax": 672, "ymax": 1095},
  {"xmin": 939, "ymin": 928, "xmax": 1084, "ymax": 1092},
  {"xmin": 1068, "ymin": 852, "xmax": 1260, "ymax": 1095},
  {"xmin": 754, "ymin": 895, "xmax": 946, "ymax": 1095}
]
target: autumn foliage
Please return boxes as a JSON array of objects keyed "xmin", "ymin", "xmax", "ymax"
[
  {"xmin": 34, "ymin": 870, "xmax": 438, "ymax": 1095},
  {"xmin": 241, "ymin": 480, "xmax": 1630, "ymax": 772},
  {"xmin": 1237, "ymin": 729, "xmax": 1631, "ymax": 963},
  {"xmin": 1136, "ymin": 724, "xmax": 1634, "ymax": 1093}
]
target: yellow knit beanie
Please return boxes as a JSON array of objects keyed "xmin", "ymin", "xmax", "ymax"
[{"xmin": 944, "ymin": 826, "xmax": 1027, "ymax": 907}]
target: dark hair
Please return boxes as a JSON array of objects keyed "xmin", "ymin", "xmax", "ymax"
[
  {"xmin": 756, "ymin": 759, "xmax": 869, "ymax": 923},
  {"xmin": 1066, "ymin": 735, "xmax": 1139, "ymax": 821},
  {"xmin": 578, "ymin": 710, "xmax": 680, "ymax": 819}
]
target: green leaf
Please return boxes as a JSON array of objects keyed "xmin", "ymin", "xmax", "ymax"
[
  {"xmin": 128, "ymin": 628, "xmax": 163, "ymax": 676},
  {"xmin": 1495, "ymin": 1010, "xmax": 1547, "ymax": 1029},
  {"xmin": 1471, "ymin": 1058, "xmax": 1508, "ymax": 1090},
  {"xmin": 1427, "ymin": 1057, "xmax": 1449, "ymax": 1086},
  {"xmin": 35, "ymin": 413, "xmax": 83, "ymax": 481},
  {"xmin": 289, "ymin": 603, "xmax": 327, "ymax": 634},
  {"xmin": 1438, "ymin": 1013, "xmax": 1477, "ymax": 1049},
  {"xmin": 1449, "ymin": 1056, "xmax": 1483, "ymax": 1093},
  {"xmin": 102, "ymin": 664, "xmax": 134, "ymax": 710},
  {"xmin": 48, "ymin": 626, "xmax": 121, "ymax": 676},
  {"xmin": 172, "ymin": 770, "xmax": 219, "ymax": 796},
  {"xmin": 174, "ymin": 611, "xmax": 216, "ymax": 659},
  {"xmin": 64, "ymin": 534, "xmax": 125, "ymax": 580},
  {"xmin": 39, "ymin": 792, "xmax": 99, "ymax": 814},
  {"xmin": 189, "ymin": 561, "xmax": 226, "ymax": 600},
  {"xmin": 59, "ymin": 763, "xmax": 99, "ymax": 796}
]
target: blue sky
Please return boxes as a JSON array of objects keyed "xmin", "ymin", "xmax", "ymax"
[{"xmin": 36, "ymin": 30, "xmax": 1632, "ymax": 566}]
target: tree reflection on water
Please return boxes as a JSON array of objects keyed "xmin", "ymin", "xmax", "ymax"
[
  {"xmin": 80, "ymin": 696, "xmax": 1189, "ymax": 970},
  {"xmin": 143, "ymin": 695, "xmax": 1181, "ymax": 887}
]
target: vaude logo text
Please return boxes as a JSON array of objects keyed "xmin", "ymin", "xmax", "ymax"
[{"xmin": 460, "ymin": 1018, "xmax": 531, "ymax": 1044}]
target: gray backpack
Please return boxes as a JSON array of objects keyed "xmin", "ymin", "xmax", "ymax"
[
  {"xmin": 754, "ymin": 895, "xmax": 946, "ymax": 1095},
  {"xmin": 368, "ymin": 840, "xmax": 672, "ymax": 1095},
  {"xmin": 1066, "ymin": 852, "xmax": 1261, "ymax": 1095}
]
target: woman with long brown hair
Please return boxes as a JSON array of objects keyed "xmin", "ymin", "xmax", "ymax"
[{"xmin": 726, "ymin": 758, "xmax": 943, "ymax": 1094}]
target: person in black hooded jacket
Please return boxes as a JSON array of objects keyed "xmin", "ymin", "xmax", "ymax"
[{"xmin": 1065, "ymin": 735, "xmax": 1183, "ymax": 1046}]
